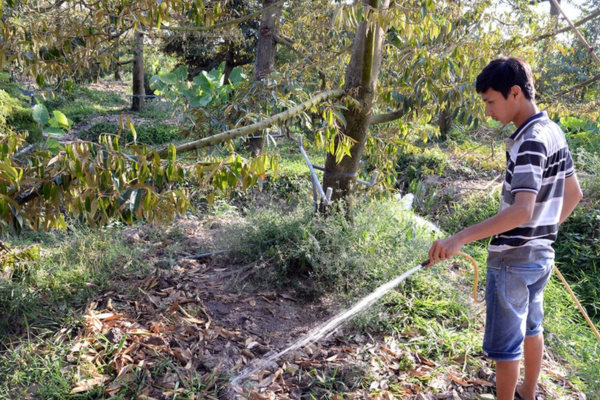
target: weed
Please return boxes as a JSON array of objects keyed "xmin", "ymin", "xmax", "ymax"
[
  {"xmin": 436, "ymin": 189, "xmax": 500, "ymax": 247},
  {"xmin": 397, "ymin": 147, "xmax": 448, "ymax": 185},
  {"xmin": 0, "ymin": 226, "xmax": 150, "ymax": 338},
  {"xmin": 554, "ymin": 206, "xmax": 600, "ymax": 320},
  {"xmin": 216, "ymin": 198, "xmax": 439, "ymax": 300}
]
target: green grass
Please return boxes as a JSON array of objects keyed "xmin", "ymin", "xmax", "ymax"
[
  {"xmin": 0, "ymin": 224, "xmax": 151, "ymax": 339},
  {"xmin": 77, "ymin": 121, "xmax": 182, "ymax": 145},
  {"xmin": 43, "ymin": 86, "xmax": 128, "ymax": 124},
  {"xmin": 214, "ymin": 198, "xmax": 441, "ymax": 299}
]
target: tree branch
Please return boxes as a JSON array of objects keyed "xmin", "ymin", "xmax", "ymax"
[
  {"xmin": 158, "ymin": 89, "xmax": 345, "ymax": 157},
  {"xmin": 369, "ymin": 109, "xmax": 406, "ymax": 125},
  {"xmin": 273, "ymin": 34, "xmax": 296, "ymax": 48},
  {"xmin": 555, "ymin": 72, "xmax": 600, "ymax": 97},
  {"xmin": 534, "ymin": 9, "xmax": 600, "ymax": 41},
  {"xmin": 548, "ymin": 0, "xmax": 600, "ymax": 68},
  {"xmin": 162, "ymin": 0, "xmax": 287, "ymax": 33},
  {"xmin": 117, "ymin": 59, "xmax": 135, "ymax": 66}
]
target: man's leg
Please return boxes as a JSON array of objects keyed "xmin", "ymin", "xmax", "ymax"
[
  {"xmin": 495, "ymin": 360, "xmax": 520, "ymax": 400},
  {"xmin": 517, "ymin": 333, "xmax": 544, "ymax": 400}
]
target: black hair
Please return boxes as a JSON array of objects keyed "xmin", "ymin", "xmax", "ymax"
[{"xmin": 475, "ymin": 57, "xmax": 535, "ymax": 100}]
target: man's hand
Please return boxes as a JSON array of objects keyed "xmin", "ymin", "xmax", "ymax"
[{"xmin": 427, "ymin": 235, "xmax": 465, "ymax": 266}]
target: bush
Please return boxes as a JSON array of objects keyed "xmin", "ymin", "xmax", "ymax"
[
  {"xmin": 397, "ymin": 147, "xmax": 448, "ymax": 184},
  {"xmin": 554, "ymin": 205, "xmax": 600, "ymax": 320},
  {"xmin": 215, "ymin": 199, "xmax": 439, "ymax": 299}
]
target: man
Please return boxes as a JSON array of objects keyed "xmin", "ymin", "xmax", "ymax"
[{"xmin": 427, "ymin": 57, "xmax": 583, "ymax": 400}]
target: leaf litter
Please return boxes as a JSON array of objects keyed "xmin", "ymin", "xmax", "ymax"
[{"xmin": 48, "ymin": 219, "xmax": 589, "ymax": 399}]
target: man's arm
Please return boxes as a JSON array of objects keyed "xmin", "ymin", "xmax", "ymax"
[
  {"xmin": 428, "ymin": 191, "xmax": 537, "ymax": 264},
  {"xmin": 559, "ymin": 174, "xmax": 583, "ymax": 225}
]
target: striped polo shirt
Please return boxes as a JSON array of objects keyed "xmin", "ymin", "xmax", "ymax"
[{"xmin": 487, "ymin": 111, "xmax": 575, "ymax": 267}]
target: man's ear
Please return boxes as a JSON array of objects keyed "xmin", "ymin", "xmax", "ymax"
[{"xmin": 511, "ymin": 85, "xmax": 521, "ymax": 99}]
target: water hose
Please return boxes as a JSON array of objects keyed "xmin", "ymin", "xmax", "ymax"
[
  {"xmin": 455, "ymin": 251, "xmax": 482, "ymax": 303},
  {"xmin": 453, "ymin": 252, "xmax": 600, "ymax": 342},
  {"xmin": 552, "ymin": 265, "xmax": 600, "ymax": 342}
]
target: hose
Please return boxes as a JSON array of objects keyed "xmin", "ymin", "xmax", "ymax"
[{"xmin": 453, "ymin": 252, "xmax": 600, "ymax": 343}]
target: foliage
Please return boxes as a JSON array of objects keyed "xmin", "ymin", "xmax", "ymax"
[
  {"xmin": 559, "ymin": 115, "xmax": 600, "ymax": 157},
  {"xmin": 79, "ymin": 121, "xmax": 182, "ymax": 145},
  {"xmin": 0, "ymin": 127, "xmax": 276, "ymax": 232},
  {"xmin": 554, "ymin": 205, "xmax": 600, "ymax": 320},
  {"xmin": 160, "ymin": 0, "xmax": 259, "ymax": 75},
  {"xmin": 150, "ymin": 63, "xmax": 247, "ymax": 112},
  {"xmin": 216, "ymin": 198, "xmax": 439, "ymax": 298},
  {"xmin": 31, "ymin": 104, "xmax": 73, "ymax": 137}
]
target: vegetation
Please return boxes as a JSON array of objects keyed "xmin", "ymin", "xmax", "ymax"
[{"xmin": 0, "ymin": 0, "xmax": 599, "ymax": 398}]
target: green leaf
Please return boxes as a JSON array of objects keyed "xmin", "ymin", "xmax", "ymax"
[
  {"xmin": 36, "ymin": 74, "xmax": 44, "ymax": 87},
  {"xmin": 32, "ymin": 104, "xmax": 50, "ymax": 125},
  {"xmin": 190, "ymin": 93, "xmax": 212, "ymax": 108},
  {"xmin": 44, "ymin": 127, "xmax": 65, "ymax": 136},
  {"xmin": 52, "ymin": 110, "xmax": 70, "ymax": 127},
  {"xmin": 228, "ymin": 67, "xmax": 245, "ymax": 86},
  {"xmin": 0, "ymin": 163, "xmax": 19, "ymax": 181},
  {"xmin": 193, "ymin": 73, "xmax": 213, "ymax": 92},
  {"xmin": 174, "ymin": 65, "xmax": 188, "ymax": 80},
  {"xmin": 129, "ymin": 121, "xmax": 137, "ymax": 143},
  {"xmin": 158, "ymin": 69, "xmax": 178, "ymax": 84}
]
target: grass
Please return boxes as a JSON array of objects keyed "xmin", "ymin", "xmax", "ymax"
[
  {"xmin": 43, "ymin": 86, "xmax": 128, "ymax": 124},
  {"xmin": 1, "ymin": 84, "xmax": 599, "ymax": 398},
  {"xmin": 77, "ymin": 121, "xmax": 182, "ymax": 145},
  {"xmin": 0, "ymin": 224, "xmax": 153, "ymax": 339}
]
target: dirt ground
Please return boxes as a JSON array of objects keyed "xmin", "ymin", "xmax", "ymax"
[{"xmin": 57, "ymin": 216, "xmax": 588, "ymax": 400}]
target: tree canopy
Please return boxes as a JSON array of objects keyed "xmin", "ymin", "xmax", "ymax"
[{"xmin": 1, "ymin": 0, "xmax": 599, "ymax": 228}]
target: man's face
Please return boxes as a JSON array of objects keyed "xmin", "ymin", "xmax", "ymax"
[{"xmin": 480, "ymin": 88, "xmax": 518, "ymax": 126}]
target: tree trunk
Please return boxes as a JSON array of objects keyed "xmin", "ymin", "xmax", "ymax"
[
  {"xmin": 439, "ymin": 108, "xmax": 451, "ymax": 139},
  {"xmin": 248, "ymin": 0, "xmax": 282, "ymax": 156},
  {"xmin": 223, "ymin": 45, "xmax": 235, "ymax": 85},
  {"xmin": 131, "ymin": 30, "xmax": 145, "ymax": 112},
  {"xmin": 321, "ymin": 0, "xmax": 389, "ymax": 210}
]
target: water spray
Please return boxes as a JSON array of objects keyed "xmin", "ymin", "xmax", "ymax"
[{"xmin": 230, "ymin": 251, "xmax": 600, "ymax": 388}]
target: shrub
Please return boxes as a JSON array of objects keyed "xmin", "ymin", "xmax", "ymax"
[
  {"xmin": 554, "ymin": 205, "xmax": 600, "ymax": 320},
  {"xmin": 215, "ymin": 199, "xmax": 439, "ymax": 299}
]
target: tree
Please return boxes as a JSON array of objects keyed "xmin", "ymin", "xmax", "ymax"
[
  {"xmin": 131, "ymin": 30, "xmax": 145, "ymax": 112},
  {"xmin": 247, "ymin": 0, "xmax": 284, "ymax": 156},
  {"xmin": 2, "ymin": 0, "xmax": 592, "ymax": 230}
]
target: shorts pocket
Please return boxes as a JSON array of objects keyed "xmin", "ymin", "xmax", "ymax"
[{"xmin": 505, "ymin": 264, "xmax": 544, "ymax": 308}]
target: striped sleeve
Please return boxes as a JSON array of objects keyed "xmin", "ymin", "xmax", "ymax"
[
  {"xmin": 510, "ymin": 139, "xmax": 547, "ymax": 195},
  {"xmin": 565, "ymin": 149, "xmax": 575, "ymax": 178}
]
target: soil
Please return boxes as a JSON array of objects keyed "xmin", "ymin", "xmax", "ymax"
[{"xmin": 58, "ymin": 217, "xmax": 587, "ymax": 400}]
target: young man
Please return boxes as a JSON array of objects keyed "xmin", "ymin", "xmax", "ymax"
[{"xmin": 427, "ymin": 57, "xmax": 583, "ymax": 400}]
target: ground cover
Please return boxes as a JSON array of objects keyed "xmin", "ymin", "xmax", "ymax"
[{"xmin": 0, "ymin": 82, "xmax": 599, "ymax": 399}]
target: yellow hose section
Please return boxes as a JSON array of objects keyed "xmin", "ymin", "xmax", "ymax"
[
  {"xmin": 552, "ymin": 265, "xmax": 600, "ymax": 343},
  {"xmin": 454, "ymin": 252, "xmax": 600, "ymax": 343},
  {"xmin": 455, "ymin": 252, "xmax": 482, "ymax": 303}
]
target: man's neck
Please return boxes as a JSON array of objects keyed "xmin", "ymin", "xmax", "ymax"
[{"xmin": 513, "ymin": 101, "xmax": 540, "ymax": 129}]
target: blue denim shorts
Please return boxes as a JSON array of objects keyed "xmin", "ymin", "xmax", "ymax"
[{"xmin": 482, "ymin": 259, "xmax": 554, "ymax": 361}]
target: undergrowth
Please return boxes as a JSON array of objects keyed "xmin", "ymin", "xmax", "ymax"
[{"xmin": 215, "ymin": 199, "xmax": 441, "ymax": 300}]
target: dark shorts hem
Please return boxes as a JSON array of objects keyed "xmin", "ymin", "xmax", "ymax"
[
  {"xmin": 525, "ymin": 327, "xmax": 544, "ymax": 338},
  {"xmin": 482, "ymin": 348, "xmax": 522, "ymax": 362}
]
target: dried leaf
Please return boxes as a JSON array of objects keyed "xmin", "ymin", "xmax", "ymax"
[{"xmin": 70, "ymin": 376, "xmax": 110, "ymax": 394}]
